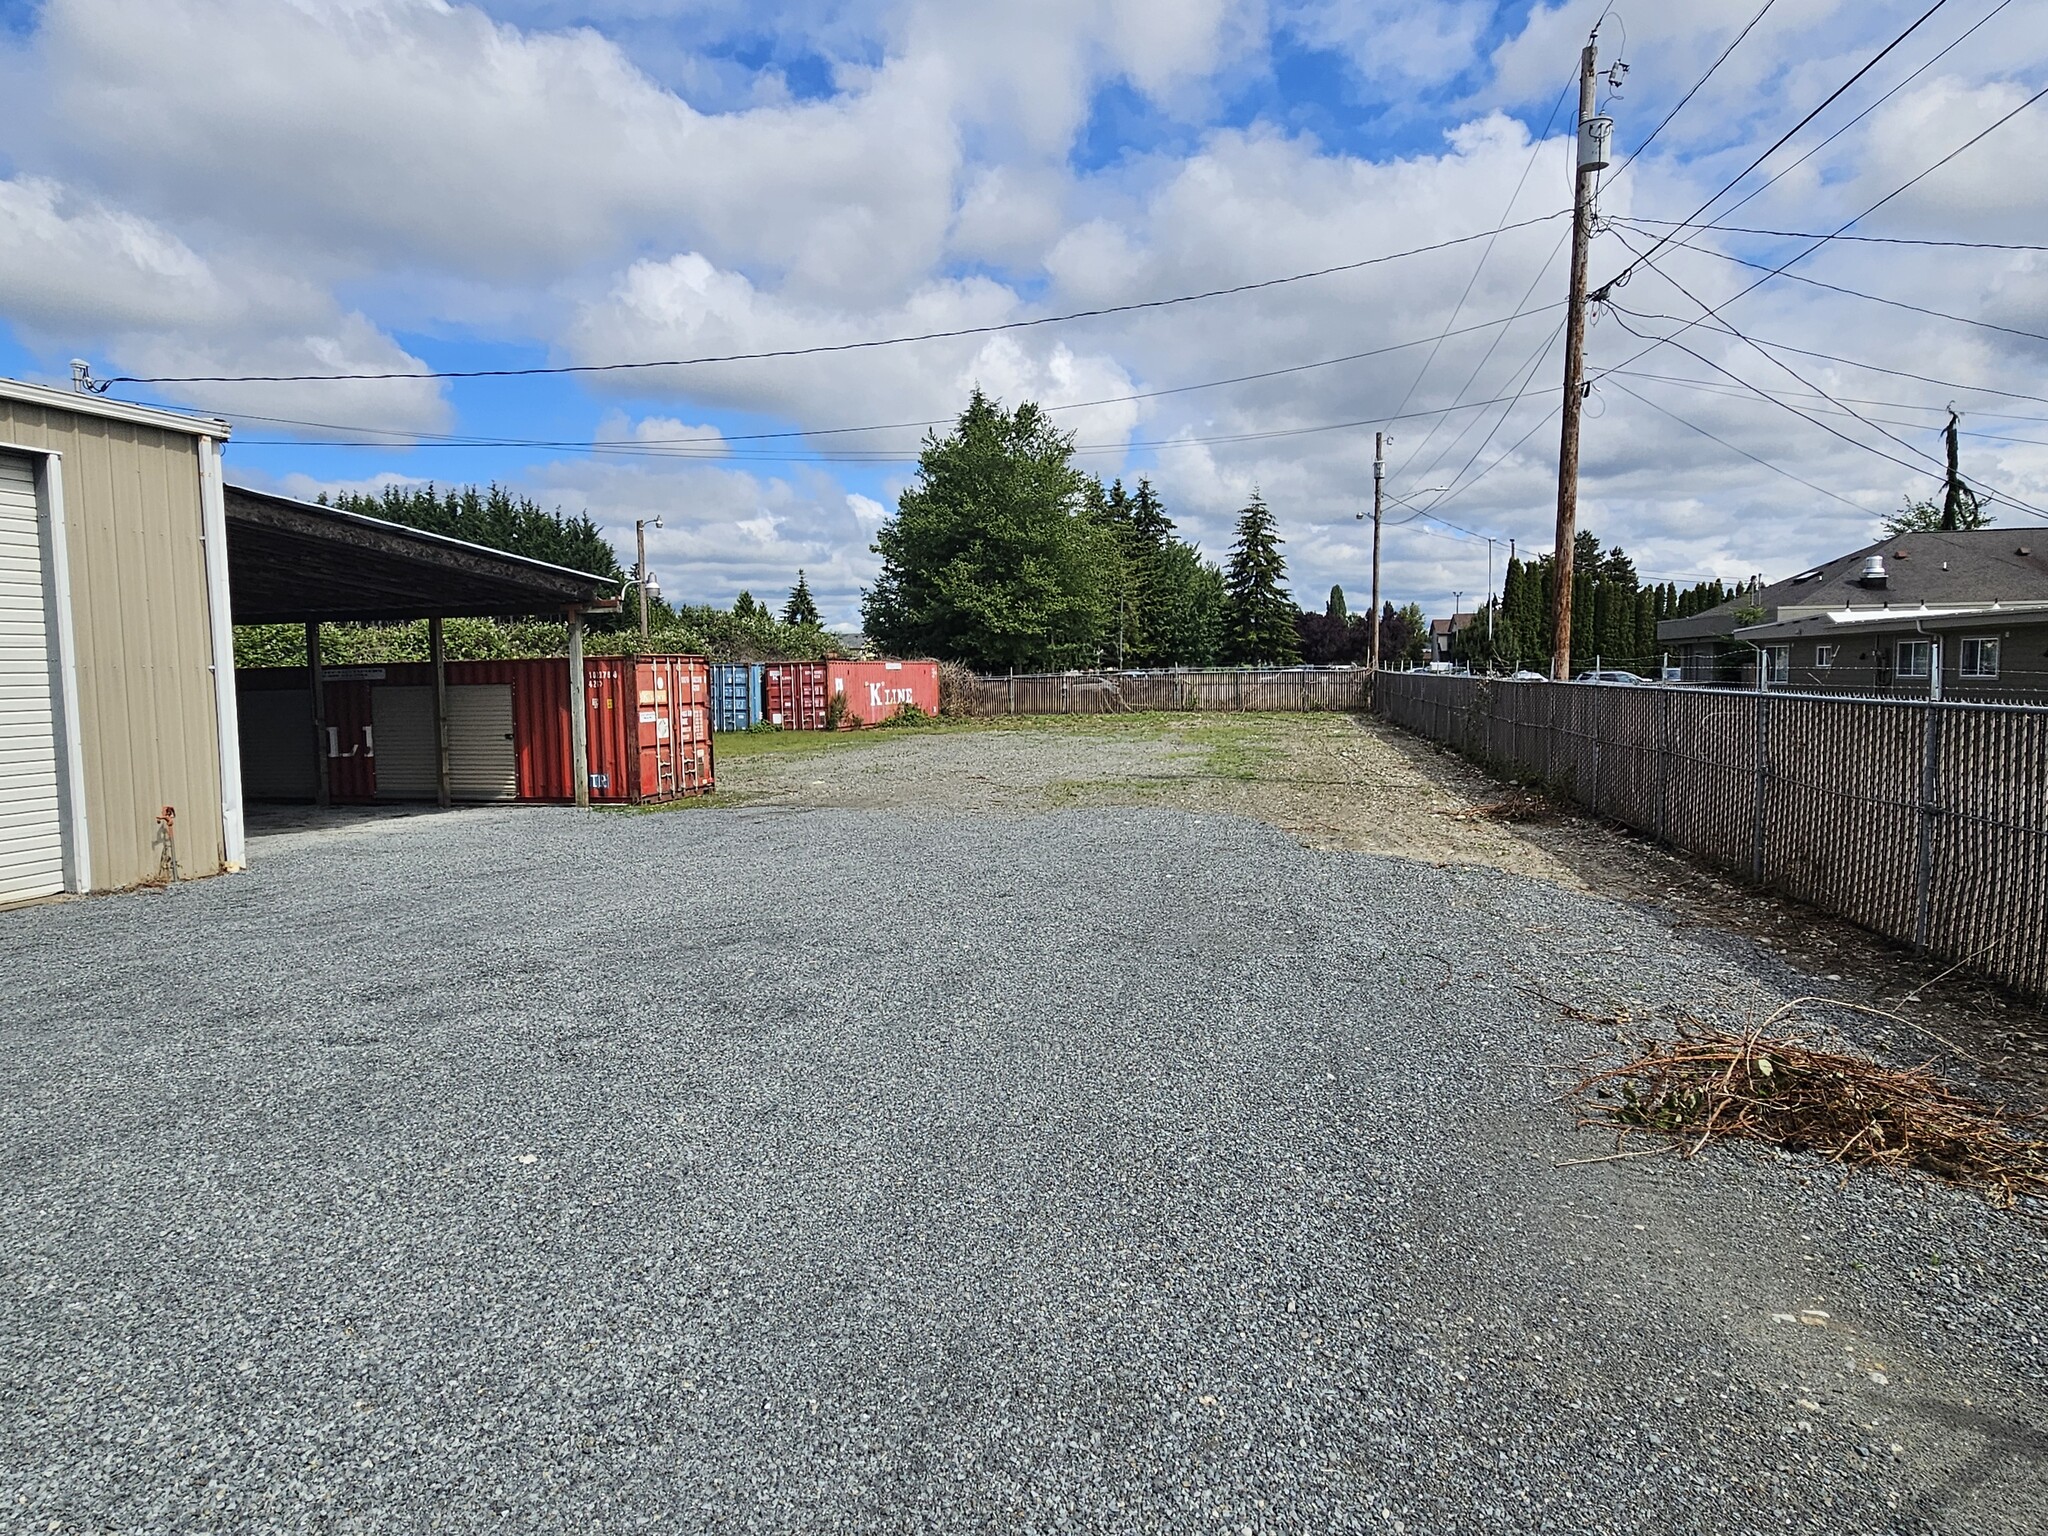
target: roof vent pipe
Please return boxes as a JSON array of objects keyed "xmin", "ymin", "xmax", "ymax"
[{"xmin": 1860, "ymin": 554, "xmax": 1889, "ymax": 589}]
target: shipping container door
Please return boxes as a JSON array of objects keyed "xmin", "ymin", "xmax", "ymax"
[
  {"xmin": 447, "ymin": 684, "xmax": 517, "ymax": 801},
  {"xmin": 370, "ymin": 686, "xmax": 436, "ymax": 799},
  {"xmin": 0, "ymin": 454, "xmax": 65, "ymax": 904},
  {"xmin": 238, "ymin": 688, "xmax": 316, "ymax": 800}
]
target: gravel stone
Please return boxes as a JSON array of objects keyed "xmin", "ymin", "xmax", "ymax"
[{"xmin": 2, "ymin": 799, "xmax": 2043, "ymax": 1534}]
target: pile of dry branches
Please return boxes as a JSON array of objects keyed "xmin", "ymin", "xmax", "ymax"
[{"xmin": 1574, "ymin": 1022, "xmax": 2048, "ymax": 1206}]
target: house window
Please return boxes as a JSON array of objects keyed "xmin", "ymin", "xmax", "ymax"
[
  {"xmin": 1813, "ymin": 644, "xmax": 1835, "ymax": 670},
  {"xmin": 1763, "ymin": 644, "xmax": 1790, "ymax": 686},
  {"xmin": 1960, "ymin": 637, "xmax": 2000, "ymax": 679},
  {"xmin": 1896, "ymin": 639, "xmax": 1932, "ymax": 680}
]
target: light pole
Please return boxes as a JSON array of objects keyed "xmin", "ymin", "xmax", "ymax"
[
  {"xmin": 1451, "ymin": 589, "xmax": 1464, "ymax": 665},
  {"xmin": 635, "ymin": 516, "xmax": 662, "ymax": 647}
]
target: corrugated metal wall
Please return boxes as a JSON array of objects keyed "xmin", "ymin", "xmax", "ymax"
[{"xmin": 0, "ymin": 399, "xmax": 223, "ymax": 888}]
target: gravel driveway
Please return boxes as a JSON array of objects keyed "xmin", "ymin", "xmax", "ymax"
[{"xmin": 4, "ymin": 784, "xmax": 2044, "ymax": 1532}]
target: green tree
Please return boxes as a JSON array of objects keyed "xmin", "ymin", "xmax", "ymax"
[
  {"xmin": 1326, "ymin": 584, "xmax": 1348, "ymax": 623},
  {"xmin": 733, "ymin": 590, "xmax": 761, "ymax": 619},
  {"xmin": 863, "ymin": 390, "xmax": 1113, "ymax": 670},
  {"xmin": 1146, "ymin": 540, "xmax": 1227, "ymax": 666},
  {"xmin": 1882, "ymin": 494, "xmax": 1992, "ymax": 537},
  {"xmin": 322, "ymin": 482, "xmax": 622, "ymax": 579},
  {"xmin": 1221, "ymin": 493, "xmax": 1300, "ymax": 664},
  {"xmin": 782, "ymin": 570, "xmax": 822, "ymax": 627}
]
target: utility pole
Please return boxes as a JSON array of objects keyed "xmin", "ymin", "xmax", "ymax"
[
  {"xmin": 635, "ymin": 516, "xmax": 662, "ymax": 647},
  {"xmin": 1485, "ymin": 537, "xmax": 1497, "ymax": 643},
  {"xmin": 1550, "ymin": 33, "xmax": 1610, "ymax": 680},
  {"xmin": 1941, "ymin": 409, "xmax": 1977, "ymax": 530},
  {"xmin": 1368, "ymin": 431, "xmax": 1385, "ymax": 673}
]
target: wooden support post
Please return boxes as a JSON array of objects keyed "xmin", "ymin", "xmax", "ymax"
[
  {"xmin": 306, "ymin": 620, "xmax": 330, "ymax": 808},
  {"xmin": 430, "ymin": 615, "xmax": 451, "ymax": 808},
  {"xmin": 568, "ymin": 607, "xmax": 590, "ymax": 807}
]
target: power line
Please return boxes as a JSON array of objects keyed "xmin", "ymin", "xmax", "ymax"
[
  {"xmin": 1384, "ymin": 73, "xmax": 1575, "ymax": 455},
  {"xmin": 1643, "ymin": 0, "xmax": 2017, "ymax": 249},
  {"xmin": 1586, "ymin": 71, "xmax": 2048, "ymax": 467},
  {"xmin": 158, "ymin": 299, "xmax": 1570, "ymax": 452},
  {"xmin": 1607, "ymin": 308, "xmax": 2048, "ymax": 410},
  {"xmin": 101, "ymin": 215, "xmax": 1570, "ymax": 387},
  {"xmin": 1608, "ymin": 306, "xmax": 2048, "ymax": 519},
  {"xmin": 234, "ymin": 378, "xmax": 1571, "ymax": 463},
  {"xmin": 1610, "ymin": 365, "xmax": 2048, "ymax": 430},
  {"xmin": 1606, "ymin": 0, "xmax": 1781, "ymax": 180},
  {"xmin": 1606, "ymin": 0, "xmax": 1955, "ymax": 286},
  {"xmin": 1416, "ymin": 315, "xmax": 1570, "ymax": 510},
  {"xmin": 1618, "ymin": 217, "xmax": 2048, "ymax": 252},
  {"xmin": 1393, "ymin": 225, "xmax": 1572, "ymax": 484},
  {"xmin": 1607, "ymin": 243, "xmax": 2048, "ymax": 520},
  {"xmin": 1605, "ymin": 377, "xmax": 1879, "ymax": 513},
  {"xmin": 1611, "ymin": 228, "xmax": 2048, "ymax": 345}
]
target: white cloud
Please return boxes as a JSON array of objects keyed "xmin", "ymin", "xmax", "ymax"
[
  {"xmin": 0, "ymin": 174, "xmax": 450, "ymax": 430},
  {"xmin": 5, "ymin": 0, "xmax": 2047, "ymax": 634}
]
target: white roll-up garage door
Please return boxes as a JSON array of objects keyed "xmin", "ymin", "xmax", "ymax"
[
  {"xmin": 371, "ymin": 683, "xmax": 516, "ymax": 801},
  {"xmin": 0, "ymin": 453, "xmax": 65, "ymax": 905}
]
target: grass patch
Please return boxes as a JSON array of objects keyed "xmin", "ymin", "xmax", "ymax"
[
  {"xmin": 709, "ymin": 727, "xmax": 893, "ymax": 762},
  {"xmin": 1041, "ymin": 776, "xmax": 1174, "ymax": 807},
  {"xmin": 1184, "ymin": 718, "xmax": 1287, "ymax": 781}
]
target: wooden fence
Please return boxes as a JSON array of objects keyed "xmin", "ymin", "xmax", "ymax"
[
  {"xmin": 1376, "ymin": 672, "xmax": 2048, "ymax": 1001},
  {"xmin": 963, "ymin": 667, "xmax": 1370, "ymax": 715}
]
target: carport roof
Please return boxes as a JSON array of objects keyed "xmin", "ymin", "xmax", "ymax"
[{"xmin": 226, "ymin": 485, "xmax": 619, "ymax": 624}]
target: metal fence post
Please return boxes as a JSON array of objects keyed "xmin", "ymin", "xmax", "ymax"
[
  {"xmin": 1657, "ymin": 688, "xmax": 1672, "ymax": 843},
  {"xmin": 1750, "ymin": 691, "xmax": 1769, "ymax": 885},
  {"xmin": 1913, "ymin": 702, "xmax": 1942, "ymax": 949}
]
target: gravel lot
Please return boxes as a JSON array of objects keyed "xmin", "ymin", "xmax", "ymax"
[{"xmin": 4, "ymin": 730, "xmax": 2045, "ymax": 1534}]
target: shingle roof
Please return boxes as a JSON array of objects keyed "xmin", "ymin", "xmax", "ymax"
[{"xmin": 1658, "ymin": 529, "xmax": 2048, "ymax": 643}]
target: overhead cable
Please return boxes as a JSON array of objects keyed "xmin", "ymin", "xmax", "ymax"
[
  {"xmin": 1605, "ymin": 0, "xmax": 1781, "ymax": 181},
  {"xmin": 1605, "ymin": 0, "xmax": 1954, "ymax": 285},
  {"xmin": 102, "ymin": 215, "xmax": 1570, "ymax": 387},
  {"xmin": 1644, "ymin": 0, "xmax": 2016, "ymax": 248},
  {"xmin": 1618, "ymin": 217, "xmax": 2048, "ymax": 252}
]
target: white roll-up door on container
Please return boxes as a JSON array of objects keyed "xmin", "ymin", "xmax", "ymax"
[
  {"xmin": 0, "ymin": 453, "xmax": 65, "ymax": 904},
  {"xmin": 371, "ymin": 683, "xmax": 516, "ymax": 801}
]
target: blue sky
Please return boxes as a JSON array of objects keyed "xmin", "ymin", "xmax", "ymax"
[{"xmin": 2, "ymin": 1, "xmax": 2045, "ymax": 629}]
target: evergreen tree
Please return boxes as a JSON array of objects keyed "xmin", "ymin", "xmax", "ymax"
[
  {"xmin": 781, "ymin": 570, "xmax": 822, "ymax": 627},
  {"xmin": 863, "ymin": 389, "xmax": 1113, "ymax": 670},
  {"xmin": 1326, "ymin": 584, "xmax": 1348, "ymax": 623},
  {"xmin": 1222, "ymin": 493, "xmax": 1299, "ymax": 664},
  {"xmin": 733, "ymin": 590, "xmax": 761, "ymax": 620},
  {"xmin": 322, "ymin": 482, "xmax": 622, "ymax": 579}
]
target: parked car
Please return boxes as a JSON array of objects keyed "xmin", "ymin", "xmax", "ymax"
[
  {"xmin": 1508, "ymin": 669, "xmax": 1549, "ymax": 682},
  {"xmin": 1572, "ymin": 669, "xmax": 1651, "ymax": 685}
]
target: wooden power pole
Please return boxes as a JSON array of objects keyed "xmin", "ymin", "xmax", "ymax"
[
  {"xmin": 1549, "ymin": 36, "xmax": 1609, "ymax": 680},
  {"xmin": 1368, "ymin": 431, "xmax": 1385, "ymax": 673}
]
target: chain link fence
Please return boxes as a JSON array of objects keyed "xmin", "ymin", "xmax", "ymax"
[{"xmin": 1375, "ymin": 671, "xmax": 2048, "ymax": 1002}]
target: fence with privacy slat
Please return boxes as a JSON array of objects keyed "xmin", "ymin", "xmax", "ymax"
[
  {"xmin": 1376, "ymin": 672, "xmax": 2048, "ymax": 1003},
  {"xmin": 962, "ymin": 667, "xmax": 1370, "ymax": 715}
]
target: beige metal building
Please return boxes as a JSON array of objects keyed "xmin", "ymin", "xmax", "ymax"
[{"xmin": 0, "ymin": 378, "xmax": 243, "ymax": 904}]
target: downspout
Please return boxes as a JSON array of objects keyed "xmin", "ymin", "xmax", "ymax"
[
  {"xmin": 196, "ymin": 436, "xmax": 246, "ymax": 870},
  {"xmin": 1911, "ymin": 617, "xmax": 1943, "ymax": 702}
]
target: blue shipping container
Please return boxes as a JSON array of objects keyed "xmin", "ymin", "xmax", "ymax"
[{"xmin": 710, "ymin": 663, "xmax": 764, "ymax": 731}]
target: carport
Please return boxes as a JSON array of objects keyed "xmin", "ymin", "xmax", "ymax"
[{"xmin": 224, "ymin": 486, "xmax": 620, "ymax": 808}]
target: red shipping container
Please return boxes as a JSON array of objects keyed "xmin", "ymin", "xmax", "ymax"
[
  {"xmin": 762, "ymin": 661, "xmax": 829, "ymax": 730},
  {"xmin": 237, "ymin": 655, "xmax": 713, "ymax": 804},
  {"xmin": 827, "ymin": 659, "xmax": 940, "ymax": 727}
]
